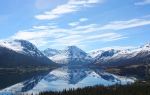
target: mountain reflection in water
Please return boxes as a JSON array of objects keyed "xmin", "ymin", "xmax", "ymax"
[{"xmin": 0, "ymin": 67, "xmax": 135, "ymax": 95}]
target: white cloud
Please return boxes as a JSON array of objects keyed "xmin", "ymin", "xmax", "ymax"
[
  {"xmin": 70, "ymin": 18, "xmax": 150, "ymax": 33},
  {"xmin": 10, "ymin": 16, "xmax": 150, "ymax": 50},
  {"xmin": 99, "ymin": 18, "xmax": 150, "ymax": 30},
  {"xmin": 69, "ymin": 22, "xmax": 80, "ymax": 27},
  {"xmin": 84, "ymin": 33, "xmax": 125, "ymax": 41},
  {"xmin": 35, "ymin": 0, "xmax": 103, "ymax": 20},
  {"xmin": 10, "ymin": 24, "xmax": 126, "ymax": 49},
  {"xmin": 135, "ymin": 0, "xmax": 150, "ymax": 5},
  {"xmin": 79, "ymin": 18, "xmax": 88, "ymax": 22},
  {"xmin": 68, "ymin": 17, "xmax": 88, "ymax": 26}
]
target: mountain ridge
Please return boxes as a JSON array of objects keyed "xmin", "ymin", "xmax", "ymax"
[
  {"xmin": 43, "ymin": 46, "xmax": 92, "ymax": 65},
  {"xmin": 0, "ymin": 39, "xmax": 150, "ymax": 67},
  {"xmin": 43, "ymin": 43, "xmax": 150, "ymax": 66},
  {"xmin": 0, "ymin": 39, "xmax": 56, "ymax": 68}
]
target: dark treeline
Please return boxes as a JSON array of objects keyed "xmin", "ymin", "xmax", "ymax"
[{"xmin": 39, "ymin": 82, "xmax": 150, "ymax": 95}]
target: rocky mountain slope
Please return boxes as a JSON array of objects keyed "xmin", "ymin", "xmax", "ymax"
[
  {"xmin": 90, "ymin": 43, "xmax": 150, "ymax": 66},
  {"xmin": 43, "ymin": 46, "xmax": 92, "ymax": 65},
  {"xmin": 0, "ymin": 39, "xmax": 56, "ymax": 68}
]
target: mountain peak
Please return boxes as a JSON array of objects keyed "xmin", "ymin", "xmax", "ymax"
[
  {"xmin": 43, "ymin": 46, "xmax": 92, "ymax": 64},
  {"xmin": 0, "ymin": 39, "xmax": 44, "ymax": 57},
  {"xmin": 143, "ymin": 43, "xmax": 150, "ymax": 48},
  {"xmin": 65, "ymin": 46, "xmax": 86, "ymax": 54},
  {"xmin": 136, "ymin": 43, "xmax": 150, "ymax": 51},
  {"xmin": 66, "ymin": 45, "xmax": 80, "ymax": 50},
  {"xmin": 0, "ymin": 39, "xmax": 23, "ymax": 52}
]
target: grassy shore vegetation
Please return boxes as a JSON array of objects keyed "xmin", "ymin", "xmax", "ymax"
[{"xmin": 39, "ymin": 81, "xmax": 150, "ymax": 95}]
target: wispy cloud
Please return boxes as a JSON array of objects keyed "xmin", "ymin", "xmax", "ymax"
[
  {"xmin": 35, "ymin": 0, "xmax": 103, "ymax": 20},
  {"xmin": 11, "ymin": 24, "xmax": 126, "ymax": 49},
  {"xmin": 69, "ymin": 18, "xmax": 88, "ymax": 26},
  {"xmin": 79, "ymin": 18, "xmax": 88, "ymax": 22},
  {"xmin": 69, "ymin": 22, "xmax": 80, "ymax": 27},
  {"xmin": 135, "ymin": 0, "xmax": 150, "ymax": 5},
  {"xmin": 10, "ymin": 16, "xmax": 150, "ymax": 49},
  {"xmin": 99, "ymin": 18, "xmax": 150, "ymax": 30}
]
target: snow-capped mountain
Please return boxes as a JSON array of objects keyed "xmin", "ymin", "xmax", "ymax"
[
  {"xmin": 0, "ymin": 39, "xmax": 44, "ymax": 57},
  {"xmin": 91, "ymin": 43, "xmax": 150, "ymax": 66},
  {"xmin": 90, "ymin": 49, "xmax": 121, "ymax": 59},
  {"xmin": 1, "ymin": 39, "xmax": 149, "ymax": 67},
  {"xmin": 0, "ymin": 39, "xmax": 55, "ymax": 68},
  {"xmin": 43, "ymin": 46, "xmax": 92, "ymax": 65},
  {"xmin": 88, "ymin": 49, "xmax": 104, "ymax": 58},
  {"xmin": 43, "ymin": 43, "xmax": 150, "ymax": 66}
]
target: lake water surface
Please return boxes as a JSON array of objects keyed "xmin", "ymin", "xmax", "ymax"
[{"xmin": 0, "ymin": 66, "xmax": 135, "ymax": 95}]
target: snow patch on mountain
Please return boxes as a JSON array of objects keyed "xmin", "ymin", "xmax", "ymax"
[
  {"xmin": 89, "ymin": 49, "xmax": 104, "ymax": 58},
  {"xmin": 0, "ymin": 39, "xmax": 44, "ymax": 57},
  {"xmin": 43, "ymin": 46, "xmax": 92, "ymax": 64},
  {"xmin": 0, "ymin": 40, "xmax": 23, "ymax": 52},
  {"xmin": 91, "ymin": 43, "xmax": 150, "ymax": 64}
]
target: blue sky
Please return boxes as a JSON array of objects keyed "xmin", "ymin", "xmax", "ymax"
[{"xmin": 0, "ymin": 0, "xmax": 150, "ymax": 51}]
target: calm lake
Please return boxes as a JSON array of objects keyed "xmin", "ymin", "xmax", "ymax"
[{"xmin": 0, "ymin": 66, "xmax": 135, "ymax": 95}]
